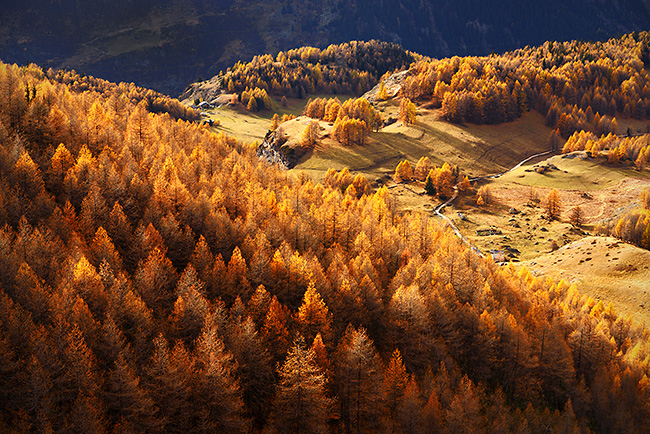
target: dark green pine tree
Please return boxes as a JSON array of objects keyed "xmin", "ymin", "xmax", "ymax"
[{"xmin": 424, "ymin": 171, "xmax": 436, "ymax": 196}]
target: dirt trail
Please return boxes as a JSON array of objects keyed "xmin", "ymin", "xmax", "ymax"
[{"xmin": 434, "ymin": 149, "xmax": 555, "ymax": 257}]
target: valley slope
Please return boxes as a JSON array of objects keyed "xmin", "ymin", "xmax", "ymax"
[
  {"xmin": 192, "ymin": 32, "xmax": 650, "ymax": 327},
  {"xmin": 2, "ymin": 30, "xmax": 650, "ymax": 434}
]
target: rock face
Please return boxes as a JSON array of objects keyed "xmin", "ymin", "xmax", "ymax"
[
  {"xmin": 179, "ymin": 75, "xmax": 225, "ymax": 105},
  {"xmin": 362, "ymin": 70, "xmax": 411, "ymax": 104},
  {"xmin": 257, "ymin": 130, "xmax": 306, "ymax": 170}
]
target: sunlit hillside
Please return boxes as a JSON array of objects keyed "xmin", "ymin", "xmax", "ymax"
[{"xmin": 1, "ymin": 31, "xmax": 650, "ymax": 434}]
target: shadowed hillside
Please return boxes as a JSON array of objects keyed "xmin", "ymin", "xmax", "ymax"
[{"xmin": 2, "ymin": 0, "xmax": 650, "ymax": 94}]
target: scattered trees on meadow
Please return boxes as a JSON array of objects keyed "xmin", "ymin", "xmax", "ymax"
[
  {"xmin": 302, "ymin": 96, "xmax": 382, "ymax": 147},
  {"xmin": 333, "ymin": 117, "xmax": 368, "ymax": 146},
  {"xmin": 242, "ymin": 87, "xmax": 273, "ymax": 112},
  {"xmin": 323, "ymin": 168, "xmax": 372, "ymax": 198},
  {"xmin": 599, "ymin": 187, "xmax": 650, "ymax": 248},
  {"xmin": 397, "ymin": 158, "xmax": 458, "ymax": 199}
]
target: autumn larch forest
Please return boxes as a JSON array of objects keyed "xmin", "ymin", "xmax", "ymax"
[{"xmin": 1, "ymin": 18, "xmax": 650, "ymax": 434}]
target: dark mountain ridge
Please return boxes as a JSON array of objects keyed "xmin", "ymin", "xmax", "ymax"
[{"xmin": 1, "ymin": 0, "xmax": 649, "ymax": 95}]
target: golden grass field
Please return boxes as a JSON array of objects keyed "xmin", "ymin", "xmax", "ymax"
[
  {"xmin": 522, "ymin": 236, "xmax": 650, "ymax": 326},
  {"xmin": 285, "ymin": 103, "xmax": 554, "ymax": 183},
  {"xmin": 200, "ymin": 96, "xmax": 650, "ymax": 323},
  {"xmin": 202, "ymin": 94, "xmax": 353, "ymax": 144},
  {"xmin": 451, "ymin": 155, "xmax": 650, "ymax": 325}
]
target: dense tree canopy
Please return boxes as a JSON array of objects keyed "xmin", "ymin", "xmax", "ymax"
[
  {"xmin": 400, "ymin": 32, "xmax": 650, "ymax": 138},
  {"xmin": 185, "ymin": 40, "xmax": 415, "ymax": 104},
  {"xmin": 1, "ymin": 42, "xmax": 650, "ymax": 433}
]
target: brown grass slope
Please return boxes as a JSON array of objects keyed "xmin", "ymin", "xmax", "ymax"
[{"xmin": 523, "ymin": 236, "xmax": 650, "ymax": 326}]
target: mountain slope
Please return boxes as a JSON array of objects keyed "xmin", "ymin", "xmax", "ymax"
[
  {"xmin": 1, "ymin": 0, "xmax": 650, "ymax": 94},
  {"xmin": 2, "ymin": 57, "xmax": 650, "ymax": 434}
]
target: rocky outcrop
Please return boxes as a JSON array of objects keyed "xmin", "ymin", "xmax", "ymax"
[
  {"xmin": 257, "ymin": 130, "xmax": 306, "ymax": 170},
  {"xmin": 179, "ymin": 75, "xmax": 225, "ymax": 105},
  {"xmin": 362, "ymin": 70, "xmax": 411, "ymax": 104}
]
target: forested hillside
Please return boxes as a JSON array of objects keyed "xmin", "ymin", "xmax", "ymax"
[
  {"xmin": 189, "ymin": 32, "xmax": 650, "ymax": 144},
  {"xmin": 2, "ymin": 55, "xmax": 650, "ymax": 434},
  {"xmin": 2, "ymin": 0, "xmax": 650, "ymax": 94},
  {"xmin": 399, "ymin": 32, "xmax": 650, "ymax": 138},
  {"xmin": 180, "ymin": 40, "xmax": 415, "ymax": 104}
]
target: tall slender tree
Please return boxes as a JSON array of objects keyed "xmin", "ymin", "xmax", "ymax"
[
  {"xmin": 270, "ymin": 335, "xmax": 331, "ymax": 434},
  {"xmin": 335, "ymin": 325, "xmax": 385, "ymax": 434}
]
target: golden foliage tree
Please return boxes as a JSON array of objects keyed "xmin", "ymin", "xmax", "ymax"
[
  {"xmin": 335, "ymin": 326, "xmax": 385, "ymax": 434},
  {"xmin": 399, "ymin": 98, "xmax": 417, "ymax": 125},
  {"xmin": 545, "ymin": 189, "xmax": 562, "ymax": 220},
  {"xmin": 377, "ymin": 81, "xmax": 388, "ymax": 101},
  {"xmin": 394, "ymin": 160, "xmax": 413, "ymax": 183},
  {"xmin": 476, "ymin": 185, "xmax": 492, "ymax": 206},
  {"xmin": 270, "ymin": 336, "xmax": 331, "ymax": 434},
  {"xmin": 301, "ymin": 121, "xmax": 320, "ymax": 148},
  {"xmin": 333, "ymin": 117, "xmax": 367, "ymax": 146},
  {"xmin": 414, "ymin": 156, "xmax": 433, "ymax": 181},
  {"xmin": 296, "ymin": 282, "xmax": 332, "ymax": 345}
]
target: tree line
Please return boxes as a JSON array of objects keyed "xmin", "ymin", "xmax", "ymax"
[
  {"xmin": 47, "ymin": 67, "xmax": 200, "ymax": 121},
  {"xmin": 562, "ymin": 130, "xmax": 650, "ymax": 168},
  {"xmin": 398, "ymin": 32, "xmax": 650, "ymax": 139},
  {"xmin": 218, "ymin": 40, "xmax": 415, "ymax": 101}
]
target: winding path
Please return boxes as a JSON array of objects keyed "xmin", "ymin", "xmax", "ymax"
[{"xmin": 433, "ymin": 149, "xmax": 556, "ymax": 258}]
